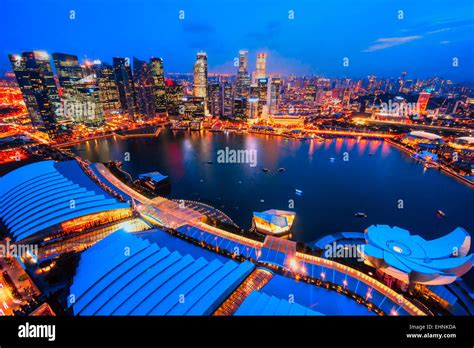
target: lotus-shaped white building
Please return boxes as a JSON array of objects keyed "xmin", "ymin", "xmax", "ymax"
[{"xmin": 361, "ymin": 225, "xmax": 473, "ymax": 285}]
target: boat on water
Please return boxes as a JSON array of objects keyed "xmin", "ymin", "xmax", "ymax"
[
  {"xmin": 437, "ymin": 210, "xmax": 446, "ymax": 217},
  {"xmin": 278, "ymin": 168, "xmax": 286, "ymax": 172},
  {"xmin": 354, "ymin": 212, "xmax": 368, "ymax": 218},
  {"xmin": 207, "ymin": 161, "xmax": 213, "ymax": 164},
  {"xmin": 262, "ymin": 168, "xmax": 270, "ymax": 172},
  {"xmin": 424, "ymin": 162, "xmax": 439, "ymax": 169},
  {"xmin": 295, "ymin": 189, "xmax": 303, "ymax": 195}
]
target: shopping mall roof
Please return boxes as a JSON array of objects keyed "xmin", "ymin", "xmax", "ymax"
[
  {"xmin": 362, "ymin": 225, "xmax": 473, "ymax": 285},
  {"xmin": 234, "ymin": 290, "xmax": 322, "ymax": 315},
  {"xmin": 0, "ymin": 160, "xmax": 130, "ymax": 242},
  {"xmin": 454, "ymin": 136, "xmax": 474, "ymax": 145},
  {"xmin": 407, "ymin": 131, "xmax": 443, "ymax": 141},
  {"xmin": 70, "ymin": 230, "xmax": 255, "ymax": 315}
]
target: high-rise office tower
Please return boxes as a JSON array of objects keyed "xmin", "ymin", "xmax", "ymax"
[
  {"xmin": 236, "ymin": 50, "xmax": 250, "ymax": 98},
  {"xmin": 233, "ymin": 97, "xmax": 247, "ymax": 120},
  {"xmin": 113, "ymin": 57, "xmax": 137, "ymax": 119},
  {"xmin": 256, "ymin": 78, "xmax": 269, "ymax": 117},
  {"xmin": 222, "ymin": 83, "xmax": 234, "ymax": 118},
  {"xmin": 65, "ymin": 85, "xmax": 104, "ymax": 126},
  {"xmin": 8, "ymin": 51, "xmax": 61, "ymax": 135},
  {"xmin": 149, "ymin": 57, "xmax": 167, "ymax": 114},
  {"xmin": 93, "ymin": 63, "xmax": 121, "ymax": 114},
  {"xmin": 133, "ymin": 57, "xmax": 155, "ymax": 120},
  {"xmin": 193, "ymin": 51, "xmax": 208, "ymax": 98},
  {"xmin": 165, "ymin": 79, "xmax": 184, "ymax": 118},
  {"xmin": 268, "ymin": 77, "xmax": 282, "ymax": 115},
  {"xmin": 52, "ymin": 53, "xmax": 83, "ymax": 94},
  {"xmin": 208, "ymin": 82, "xmax": 222, "ymax": 117},
  {"xmin": 256, "ymin": 52, "xmax": 267, "ymax": 79}
]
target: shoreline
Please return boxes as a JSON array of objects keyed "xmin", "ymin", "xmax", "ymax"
[{"xmin": 386, "ymin": 139, "xmax": 474, "ymax": 188}]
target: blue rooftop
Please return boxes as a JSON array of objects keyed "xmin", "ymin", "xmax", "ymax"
[
  {"xmin": 235, "ymin": 290, "xmax": 323, "ymax": 316},
  {"xmin": 70, "ymin": 230, "xmax": 255, "ymax": 316},
  {"xmin": 0, "ymin": 160, "xmax": 130, "ymax": 242}
]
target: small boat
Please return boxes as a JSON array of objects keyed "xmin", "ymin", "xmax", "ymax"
[
  {"xmin": 207, "ymin": 161, "xmax": 213, "ymax": 164},
  {"xmin": 295, "ymin": 189, "xmax": 303, "ymax": 195},
  {"xmin": 262, "ymin": 168, "xmax": 270, "ymax": 172},
  {"xmin": 424, "ymin": 162, "xmax": 439, "ymax": 169},
  {"xmin": 368, "ymin": 153, "xmax": 374, "ymax": 156},
  {"xmin": 354, "ymin": 212, "xmax": 368, "ymax": 218},
  {"xmin": 278, "ymin": 168, "xmax": 286, "ymax": 172},
  {"xmin": 329, "ymin": 157, "xmax": 335, "ymax": 162},
  {"xmin": 437, "ymin": 210, "xmax": 446, "ymax": 217}
]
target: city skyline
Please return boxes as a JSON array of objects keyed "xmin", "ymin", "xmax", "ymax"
[{"xmin": 1, "ymin": 0, "xmax": 474, "ymax": 81}]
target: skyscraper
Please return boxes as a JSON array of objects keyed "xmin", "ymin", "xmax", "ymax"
[
  {"xmin": 52, "ymin": 53, "xmax": 83, "ymax": 94},
  {"xmin": 222, "ymin": 83, "xmax": 234, "ymax": 118},
  {"xmin": 165, "ymin": 79, "xmax": 184, "ymax": 118},
  {"xmin": 268, "ymin": 77, "xmax": 282, "ymax": 115},
  {"xmin": 208, "ymin": 82, "xmax": 222, "ymax": 117},
  {"xmin": 257, "ymin": 78, "xmax": 269, "ymax": 117},
  {"xmin": 149, "ymin": 57, "xmax": 167, "ymax": 114},
  {"xmin": 193, "ymin": 51, "xmax": 208, "ymax": 99},
  {"xmin": 93, "ymin": 63, "xmax": 121, "ymax": 115},
  {"xmin": 8, "ymin": 51, "xmax": 61, "ymax": 135},
  {"xmin": 133, "ymin": 57, "xmax": 155, "ymax": 120},
  {"xmin": 113, "ymin": 57, "xmax": 137, "ymax": 119},
  {"xmin": 256, "ymin": 53, "xmax": 267, "ymax": 80},
  {"xmin": 236, "ymin": 50, "xmax": 250, "ymax": 98}
]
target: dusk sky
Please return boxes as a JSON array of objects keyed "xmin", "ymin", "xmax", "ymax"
[{"xmin": 1, "ymin": 0, "xmax": 473, "ymax": 81}]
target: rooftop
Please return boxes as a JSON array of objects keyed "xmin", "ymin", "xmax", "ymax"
[{"xmin": 0, "ymin": 160, "xmax": 130, "ymax": 242}]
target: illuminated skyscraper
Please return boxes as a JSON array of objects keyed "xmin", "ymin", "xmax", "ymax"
[
  {"xmin": 256, "ymin": 52, "xmax": 267, "ymax": 79},
  {"xmin": 236, "ymin": 50, "xmax": 250, "ymax": 98},
  {"xmin": 93, "ymin": 63, "xmax": 121, "ymax": 114},
  {"xmin": 257, "ymin": 78, "xmax": 269, "ymax": 117},
  {"xmin": 233, "ymin": 97, "xmax": 247, "ymax": 120},
  {"xmin": 222, "ymin": 83, "xmax": 234, "ymax": 118},
  {"xmin": 113, "ymin": 57, "xmax": 137, "ymax": 119},
  {"xmin": 268, "ymin": 77, "xmax": 282, "ymax": 115},
  {"xmin": 133, "ymin": 57, "xmax": 155, "ymax": 120},
  {"xmin": 149, "ymin": 57, "xmax": 167, "ymax": 114},
  {"xmin": 52, "ymin": 53, "xmax": 83, "ymax": 94},
  {"xmin": 193, "ymin": 51, "xmax": 208, "ymax": 98},
  {"xmin": 208, "ymin": 82, "xmax": 222, "ymax": 117},
  {"xmin": 165, "ymin": 79, "xmax": 184, "ymax": 118},
  {"xmin": 8, "ymin": 51, "xmax": 61, "ymax": 135}
]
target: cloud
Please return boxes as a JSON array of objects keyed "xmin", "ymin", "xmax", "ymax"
[
  {"xmin": 427, "ymin": 28, "xmax": 451, "ymax": 35},
  {"xmin": 363, "ymin": 36, "xmax": 422, "ymax": 52}
]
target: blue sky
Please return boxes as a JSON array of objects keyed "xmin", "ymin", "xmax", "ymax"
[{"xmin": 1, "ymin": 0, "xmax": 473, "ymax": 81}]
